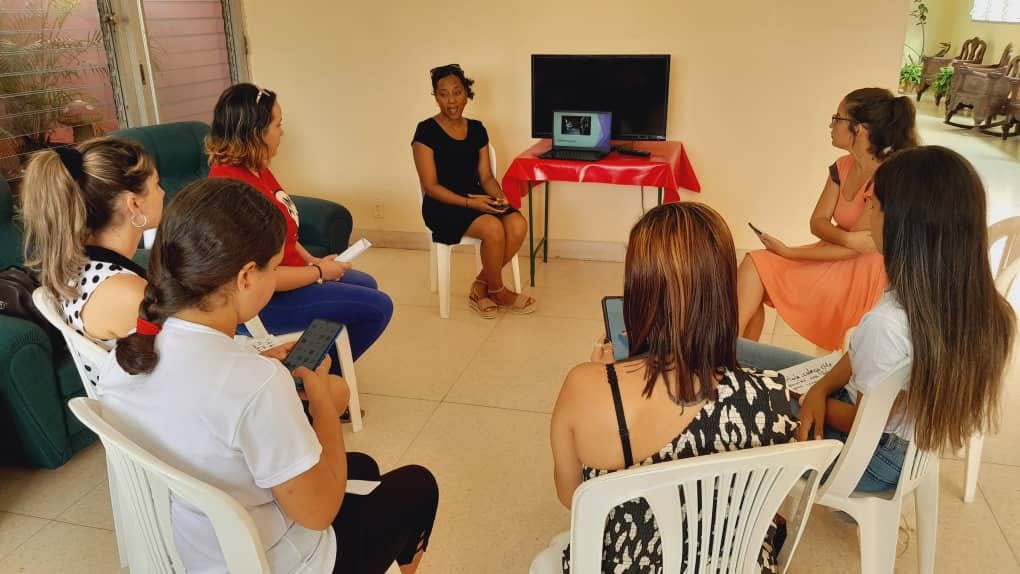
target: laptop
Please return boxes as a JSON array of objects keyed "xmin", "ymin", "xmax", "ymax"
[{"xmin": 539, "ymin": 110, "xmax": 612, "ymax": 161}]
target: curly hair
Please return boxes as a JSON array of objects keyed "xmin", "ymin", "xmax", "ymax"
[{"xmin": 430, "ymin": 64, "xmax": 475, "ymax": 99}]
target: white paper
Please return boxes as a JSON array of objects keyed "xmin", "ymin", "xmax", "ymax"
[
  {"xmin": 246, "ymin": 336, "xmax": 278, "ymax": 353},
  {"xmin": 777, "ymin": 351, "xmax": 843, "ymax": 394},
  {"xmin": 345, "ymin": 479, "xmax": 381, "ymax": 495},
  {"xmin": 335, "ymin": 238, "xmax": 372, "ymax": 263}
]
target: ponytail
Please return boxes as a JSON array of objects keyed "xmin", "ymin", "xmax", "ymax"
[
  {"xmin": 844, "ymin": 88, "xmax": 919, "ymax": 160},
  {"xmin": 19, "ymin": 138, "xmax": 155, "ymax": 301},
  {"xmin": 113, "ymin": 178, "xmax": 286, "ymax": 375}
]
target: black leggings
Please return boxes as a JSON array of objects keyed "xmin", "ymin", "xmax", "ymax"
[{"xmin": 332, "ymin": 452, "xmax": 438, "ymax": 574}]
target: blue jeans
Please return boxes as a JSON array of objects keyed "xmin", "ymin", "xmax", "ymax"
[
  {"xmin": 245, "ymin": 269, "xmax": 393, "ymax": 362},
  {"xmin": 736, "ymin": 338, "xmax": 907, "ymax": 492}
]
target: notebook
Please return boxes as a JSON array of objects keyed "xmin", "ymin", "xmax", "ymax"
[{"xmin": 539, "ymin": 110, "xmax": 612, "ymax": 161}]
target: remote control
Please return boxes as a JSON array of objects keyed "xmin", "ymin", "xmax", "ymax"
[
  {"xmin": 335, "ymin": 238, "xmax": 372, "ymax": 263},
  {"xmin": 617, "ymin": 148, "xmax": 651, "ymax": 158}
]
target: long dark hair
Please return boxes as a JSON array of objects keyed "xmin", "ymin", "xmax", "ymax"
[
  {"xmin": 844, "ymin": 87, "xmax": 918, "ymax": 159},
  {"xmin": 873, "ymin": 145, "xmax": 1015, "ymax": 452},
  {"xmin": 115, "ymin": 178, "xmax": 287, "ymax": 375},
  {"xmin": 623, "ymin": 202, "xmax": 739, "ymax": 404},
  {"xmin": 205, "ymin": 83, "xmax": 278, "ymax": 169}
]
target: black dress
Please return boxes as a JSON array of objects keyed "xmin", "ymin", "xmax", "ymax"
[{"xmin": 412, "ymin": 117, "xmax": 519, "ymax": 245}]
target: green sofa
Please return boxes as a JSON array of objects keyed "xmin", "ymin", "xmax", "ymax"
[{"xmin": 0, "ymin": 121, "xmax": 353, "ymax": 468}]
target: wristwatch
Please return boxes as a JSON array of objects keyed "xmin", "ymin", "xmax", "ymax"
[{"xmin": 310, "ymin": 263, "xmax": 324, "ymax": 284}]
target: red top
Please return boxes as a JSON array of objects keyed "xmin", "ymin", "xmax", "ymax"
[
  {"xmin": 500, "ymin": 140, "xmax": 701, "ymax": 208},
  {"xmin": 209, "ymin": 164, "xmax": 304, "ymax": 267}
]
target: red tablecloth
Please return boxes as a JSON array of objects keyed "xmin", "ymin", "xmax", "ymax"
[{"xmin": 500, "ymin": 140, "xmax": 701, "ymax": 209}]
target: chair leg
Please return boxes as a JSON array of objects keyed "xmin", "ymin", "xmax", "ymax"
[
  {"xmin": 437, "ymin": 244, "xmax": 452, "ymax": 319},
  {"xmin": 108, "ymin": 465, "xmax": 131, "ymax": 568},
  {"xmin": 964, "ymin": 433, "xmax": 983, "ymax": 503},
  {"xmin": 855, "ymin": 502, "xmax": 902, "ymax": 574},
  {"xmin": 337, "ymin": 327, "xmax": 363, "ymax": 432},
  {"xmin": 915, "ymin": 464, "xmax": 939, "ymax": 574},
  {"xmin": 429, "ymin": 242, "xmax": 438, "ymax": 293},
  {"xmin": 511, "ymin": 254, "xmax": 522, "ymax": 293}
]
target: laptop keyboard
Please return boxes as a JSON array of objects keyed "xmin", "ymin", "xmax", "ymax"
[{"xmin": 546, "ymin": 149, "xmax": 601, "ymax": 161}]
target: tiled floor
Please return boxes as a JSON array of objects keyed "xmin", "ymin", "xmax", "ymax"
[{"xmin": 1, "ymin": 101, "xmax": 1019, "ymax": 573}]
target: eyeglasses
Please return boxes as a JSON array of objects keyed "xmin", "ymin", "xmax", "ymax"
[
  {"xmin": 255, "ymin": 88, "xmax": 271, "ymax": 105},
  {"xmin": 831, "ymin": 114, "xmax": 855, "ymax": 123},
  {"xmin": 430, "ymin": 63, "xmax": 462, "ymax": 79}
]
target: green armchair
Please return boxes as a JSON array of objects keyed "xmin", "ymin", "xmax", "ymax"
[
  {"xmin": 111, "ymin": 121, "xmax": 353, "ymax": 256},
  {"xmin": 0, "ymin": 122, "xmax": 353, "ymax": 468}
]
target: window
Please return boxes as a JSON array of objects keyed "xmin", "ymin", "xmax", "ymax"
[{"xmin": 971, "ymin": 0, "xmax": 1020, "ymax": 23}]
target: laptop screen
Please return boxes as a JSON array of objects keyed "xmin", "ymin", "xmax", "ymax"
[{"xmin": 552, "ymin": 111, "xmax": 612, "ymax": 151}]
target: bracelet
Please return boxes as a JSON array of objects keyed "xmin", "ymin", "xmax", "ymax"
[
  {"xmin": 310, "ymin": 263, "xmax": 323, "ymax": 284},
  {"xmin": 464, "ymin": 196, "xmax": 469, "ymax": 208}
]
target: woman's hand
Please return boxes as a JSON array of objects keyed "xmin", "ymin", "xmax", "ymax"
[
  {"xmin": 293, "ymin": 356, "xmax": 338, "ymax": 417},
  {"xmin": 260, "ymin": 341, "xmax": 296, "ymax": 362},
  {"xmin": 844, "ymin": 230, "xmax": 878, "ymax": 254},
  {"xmin": 591, "ymin": 338, "xmax": 615, "ymax": 364},
  {"xmin": 312, "ymin": 258, "xmax": 352, "ymax": 282},
  {"xmin": 796, "ymin": 386, "xmax": 828, "ymax": 441},
  {"xmin": 759, "ymin": 233, "xmax": 790, "ymax": 258},
  {"xmin": 466, "ymin": 194, "xmax": 510, "ymax": 214}
]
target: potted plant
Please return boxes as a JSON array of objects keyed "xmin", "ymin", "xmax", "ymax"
[
  {"xmin": 0, "ymin": 0, "xmax": 108, "ymax": 180},
  {"xmin": 900, "ymin": 59, "xmax": 923, "ymax": 94},
  {"xmin": 933, "ymin": 66, "xmax": 955, "ymax": 106}
]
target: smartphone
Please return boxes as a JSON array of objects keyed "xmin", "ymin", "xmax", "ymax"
[
  {"xmin": 282, "ymin": 319, "xmax": 343, "ymax": 390},
  {"xmin": 748, "ymin": 222, "xmax": 765, "ymax": 236},
  {"xmin": 601, "ymin": 296, "xmax": 630, "ymax": 362}
]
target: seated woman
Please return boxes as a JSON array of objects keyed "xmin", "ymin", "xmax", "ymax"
[
  {"xmin": 412, "ymin": 64, "xmax": 535, "ymax": 318},
  {"xmin": 738, "ymin": 88, "xmax": 918, "ymax": 350},
  {"xmin": 20, "ymin": 137, "xmax": 163, "ymax": 384},
  {"xmin": 739, "ymin": 146, "xmax": 1015, "ymax": 492},
  {"xmin": 100, "ymin": 178, "xmax": 438, "ymax": 574},
  {"xmin": 548, "ymin": 203, "xmax": 798, "ymax": 573},
  {"xmin": 207, "ymin": 83, "xmax": 393, "ymax": 361}
]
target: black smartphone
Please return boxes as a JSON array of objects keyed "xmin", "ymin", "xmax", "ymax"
[
  {"xmin": 601, "ymin": 296, "xmax": 630, "ymax": 362},
  {"xmin": 748, "ymin": 222, "xmax": 764, "ymax": 236},
  {"xmin": 282, "ymin": 319, "xmax": 343, "ymax": 390}
]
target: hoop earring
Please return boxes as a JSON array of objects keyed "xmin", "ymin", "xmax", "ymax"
[{"xmin": 130, "ymin": 212, "xmax": 148, "ymax": 229}]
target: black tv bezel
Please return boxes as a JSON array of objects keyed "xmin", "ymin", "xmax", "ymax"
[{"xmin": 531, "ymin": 54, "xmax": 671, "ymax": 141}]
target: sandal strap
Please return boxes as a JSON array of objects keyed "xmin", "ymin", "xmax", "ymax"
[{"xmin": 487, "ymin": 285, "xmax": 508, "ymax": 295}]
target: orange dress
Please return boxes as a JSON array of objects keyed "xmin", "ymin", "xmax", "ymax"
[{"xmin": 748, "ymin": 155, "xmax": 887, "ymax": 350}]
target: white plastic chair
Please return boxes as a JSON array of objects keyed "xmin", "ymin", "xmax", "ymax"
[
  {"xmin": 530, "ymin": 440, "xmax": 843, "ymax": 574},
  {"xmin": 32, "ymin": 287, "xmax": 136, "ymax": 569},
  {"xmin": 238, "ymin": 315, "xmax": 363, "ymax": 432},
  {"xmin": 815, "ymin": 362, "xmax": 939, "ymax": 574},
  {"xmin": 419, "ymin": 143, "xmax": 522, "ymax": 318},
  {"xmin": 69, "ymin": 397, "xmax": 270, "ymax": 573},
  {"xmin": 963, "ymin": 215, "xmax": 1020, "ymax": 502}
]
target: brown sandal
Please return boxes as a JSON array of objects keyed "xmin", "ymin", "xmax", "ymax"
[
  {"xmin": 488, "ymin": 285, "xmax": 537, "ymax": 315},
  {"xmin": 469, "ymin": 280, "xmax": 499, "ymax": 319}
]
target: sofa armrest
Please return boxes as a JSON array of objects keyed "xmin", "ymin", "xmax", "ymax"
[
  {"xmin": 0, "ymin": 316, "xmax": 72, "ymax": 468},
  {"xmin": 292, "ymin": 195, "xmax": 354, "ymax": 257}
]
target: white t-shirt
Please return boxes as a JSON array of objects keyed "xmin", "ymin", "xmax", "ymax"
[
  {"xmin": 97, "ymin": 317, "xmax": 336, "ymax": 574},
  {"xmin": 845, "ymin": 291, "xmax": 914, "ymax": 438}
]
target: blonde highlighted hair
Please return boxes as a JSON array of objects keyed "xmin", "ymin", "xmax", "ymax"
[
  {"xmin": 19, "ymin": 138, "xmax": 154, "ymax": 300},
  {"xmin": 205, "ymin": 83, "xmax": 276, "ymax": 169}
]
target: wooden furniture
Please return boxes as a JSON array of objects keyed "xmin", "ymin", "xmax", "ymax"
[
  {"xmin": 995, "ymin": 73, "xmax": 1020, "ymax": 139},
  {"xmin": 917, "ymin": 36, "xmax": 987, "ymax": 105},
  {"xmin": 501, "ymin": 140, "xmax": 701, "ymax": 286},
  {"xmin": 946, "ymin": 54, "xmax": 1020, "ymax": 129}
]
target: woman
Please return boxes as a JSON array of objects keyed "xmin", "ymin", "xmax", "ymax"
[
  {"xmin": 101, "ymin": 178, "xmax": 438, "ymax": 574},
  {"xmin": 412, "ymin": 63, "xmax": 536, "ymax": 318},
  {"xmin": 738, "ymin": 88, "xmax": 918, "ymax": 350},
  {"xmin": 548, "ymin": 203, "xmax": 798, "ymax": 573},
  {"xmin": 207, "ymin": 83, "xmax": 392, "ymax": 361},
  {"xmin": 20, "ymin": 137, "xmax": 163, "ymax": 384},
  {"xmin": 741, "ymin": 146, "xmax": 1015, "ymax": 492}
]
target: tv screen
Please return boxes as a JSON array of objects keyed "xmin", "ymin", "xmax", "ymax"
[{"xmin": 531, "ymin": 55, "xmax": 670, "ymax": 141}]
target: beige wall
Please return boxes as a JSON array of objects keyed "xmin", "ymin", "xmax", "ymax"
[
  {"xmin": 904, "ymin": 0, "xmax": 958, "ymax": 62},
  {"xmin": 940, "ymin": 0, "xmax": 1018, "ymax": 65},
  {"xmin": 242, "ymin": 0, "xmax": 908, "ymax": 253}
]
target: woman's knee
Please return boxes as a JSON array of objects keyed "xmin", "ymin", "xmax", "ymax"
[
  {"xmin": 341, "ymin": 269, "xmax": 378, "ymax": 290},
  {"xmin": 468, "ymin": 215, "xmax": 506, "ymax": 243},
  {"xmin": 504, "ymin": 213, "xmax": 527, "ymax": 240}
]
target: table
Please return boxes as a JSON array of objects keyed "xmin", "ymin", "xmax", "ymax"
[{"xmin": 500, "ymin": 140, "xmax": 701, "ymax": 285}]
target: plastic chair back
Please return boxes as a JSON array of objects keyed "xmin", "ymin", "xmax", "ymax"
[
  {"xmin": 989, "ymin": 216, "xmax": 1020, "ymax": 296},
  {"xmin": 568, "ymin": 441, "xmax": 842, "ymax": 574},
  {"xmin": 69, "ymin": 397, "xmax": 270, "ymax": 573},
  {"xmin": 32, "ymin": 287, "xmax": 110, "ymax": 399}
]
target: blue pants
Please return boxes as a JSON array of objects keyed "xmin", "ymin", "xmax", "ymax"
[
  {"xmin": 252, "ymin": 269, "xmax": 393, "ymax": 362},
  {"xmin": 736, "ymin": 338, "xmax": 906, "ymax": 492}
]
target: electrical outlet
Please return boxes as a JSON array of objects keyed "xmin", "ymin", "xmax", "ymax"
[{"xmin": 373, "ymin": 202, "xmax": 383, "ymax": 219}]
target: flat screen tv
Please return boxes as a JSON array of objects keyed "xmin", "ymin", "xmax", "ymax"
[{"xmin": 531, "ymin": 54, "xmax": 670, "ymax": 141}]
